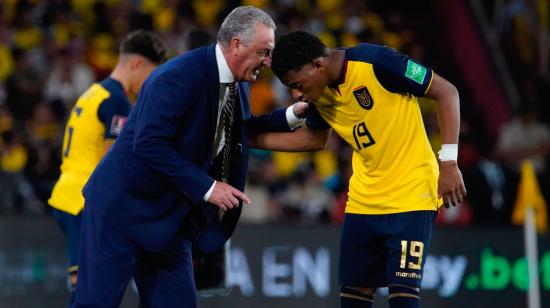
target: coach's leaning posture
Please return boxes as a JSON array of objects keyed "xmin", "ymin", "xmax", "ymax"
[
  {"xmin": 48, "ymin": 30, "xmax": 167, "ymax": 307},
  {"xmin": 74, "ymin": 6, "xmax": 307, "ymax": 307}
]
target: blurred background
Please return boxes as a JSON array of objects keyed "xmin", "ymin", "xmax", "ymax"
[{"xmin": 0, "ymin": 0, "xmax": 549, "ymax": 307}]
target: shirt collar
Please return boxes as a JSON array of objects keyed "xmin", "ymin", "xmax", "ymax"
[{"xmin": 215, "ymin": 44, "xmax": 235, "ymax": 83}]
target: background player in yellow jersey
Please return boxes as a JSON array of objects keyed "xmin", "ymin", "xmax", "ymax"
[
  {"xmin": 48, "ymin": 30, "xmax": 167, "ymax": 304},
  {"xmin": 261, "ymin": 31, "xmax": 467, "ymax": 308}
]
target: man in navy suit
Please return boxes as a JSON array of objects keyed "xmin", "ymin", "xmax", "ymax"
[{"xmin": 74, "ymin": 6, "xmax": 310, "ymax": 307}]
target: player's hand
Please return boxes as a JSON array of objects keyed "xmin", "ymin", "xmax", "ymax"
[
  {"xmin": 438, "ymin": 161, "xmax": 467, "ymax": 208},
  {"xmin": 292, "ymin": 101, "xmax": 310, "ymax": 119},
  {"xmin": 207, "ymin": 181, "xmax": 251, "ymax": 211}
]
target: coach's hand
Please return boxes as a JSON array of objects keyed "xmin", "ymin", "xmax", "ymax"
[
  {"xmin": 438, "ymin": 161, "xmax": 467, "ymax": 208},
  {"xmin": 292, "ymin": 101, "xmax": 310, "ymax": 119},
  {"xmin": 207, "ymin": 181, "xmax": 251, "ymax": 211}
]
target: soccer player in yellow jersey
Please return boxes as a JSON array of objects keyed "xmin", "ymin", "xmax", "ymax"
[
  {"xmin": 265, "ymin": 31, "xmax": 467, "ymax": 308},
  {"xmin": 48, "ymin": 30, "xmax": 167, "ymax": 304}
]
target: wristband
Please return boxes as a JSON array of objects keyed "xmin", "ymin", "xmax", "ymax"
[{"xmin": 438, "ymin": 144, "xmax": 458, "ymax": 161}]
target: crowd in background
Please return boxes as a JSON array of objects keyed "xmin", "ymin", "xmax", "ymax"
[{"xmin": 0, "ymin": 0, "xmax": 548, "ymax": 229}]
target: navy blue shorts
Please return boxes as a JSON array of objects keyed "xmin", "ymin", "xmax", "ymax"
[
  {"xmin": 338, "ymin": 210, "xmax": 436, "ymax": 288},
  {"xmin": 52, "ymin": 208, "xmax": 82, "ymax": 273}
]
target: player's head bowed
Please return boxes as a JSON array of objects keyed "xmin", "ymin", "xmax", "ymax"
[{"xmin": 272, "ymin": 31, "xmax": 327, "ymax": 79}]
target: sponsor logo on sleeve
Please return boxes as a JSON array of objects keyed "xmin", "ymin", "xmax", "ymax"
[
  {"xmin": 110, "ymin": 115, "xmax": 127, "ymax": 136},
  {"xmin": 405, "ymin": 60, "xmax": 427, "ymax": 84}
]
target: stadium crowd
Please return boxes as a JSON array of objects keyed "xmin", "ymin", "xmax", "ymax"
[{"xmin": 0, "ymin": 0, "xmax": 548, "ymax": 228}]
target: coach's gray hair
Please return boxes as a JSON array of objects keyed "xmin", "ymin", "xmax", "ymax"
[{"xmin": 217, "ymin": 6, "xmax": 276, "ymax": 48}]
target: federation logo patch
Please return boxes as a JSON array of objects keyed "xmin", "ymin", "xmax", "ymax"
[
  {"xmin": 352, "ymin": 86, "xmax": 374, "ymax": 110},
  {"xmin": 405, "ymin": 60, "xmax": 427, "ymax": 84},
  {"xmin": 110, "ymin": 115, "xmax": 128, "ymax": 136}
]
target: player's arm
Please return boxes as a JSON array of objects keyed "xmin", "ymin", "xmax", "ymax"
[
  {"xmin": 425, "ymin": 73, "xmax": 467, "ymax": 206},
  {"xmin": 372, "ymin": 46, "xmax": 467, "ymax": 207},
  {"xmin": 249, "ymin": 126, "xmax": 331, "ymax": 152}
]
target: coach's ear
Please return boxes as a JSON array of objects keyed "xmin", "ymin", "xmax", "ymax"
[{"xmin": 230, "ymin": 37, "xmax": 242, "ymax": 56}]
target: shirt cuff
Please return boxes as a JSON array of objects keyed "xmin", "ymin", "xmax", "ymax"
[
  {"xmin": 286, "ymin": 105, "xmax": 304, "ymax": 130},
  {"xmin": 203, "ymin": 181, "xmax": 216, "ymax": 202}
]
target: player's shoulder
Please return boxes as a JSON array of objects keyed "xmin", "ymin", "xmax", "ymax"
[
  {"xmin": 97, "ymin": 77, "xmax": 129, "ymax": 109},
  {"xmin": 346, "ymin": 43, "xmax": 394, "ymax": 64},
  {"xmin": 73, "ymin": 82, "xmax": 109, "ymax": 109},
  {"xmin": 98, "ymin": 77, "xmax": 121, "ymax": 94}
]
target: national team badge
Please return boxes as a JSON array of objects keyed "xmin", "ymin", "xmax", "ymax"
[{"xmin": 353, "ymin": 86, "xmax": 374, "ymax": 110}]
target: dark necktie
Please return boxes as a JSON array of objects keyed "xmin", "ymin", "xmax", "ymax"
[
  {"xmin": 215, "ymin": 83, "xmax": 237, "ymax": 220},
  {"xmin": 182, "ymin": 84, "xmax": 238, "ymax": 238},
  {"xmin": 219, "ymin": 82, "xmax": 237, "ymax": 183}
]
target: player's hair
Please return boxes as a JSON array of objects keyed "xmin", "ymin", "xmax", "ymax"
[
  {"xmin": 272, "ymin": 31, "xmax": 327, "ymax": 79},
  {"xmin": 119, "ymin": 30, "xmax": 167, "ymax": 64},
  {"xmin": 217, "ymin": 6, "xmax": 276, "ymax": 48}
]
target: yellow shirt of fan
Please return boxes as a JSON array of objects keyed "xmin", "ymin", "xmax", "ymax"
[{"xmin": 309, "ymin": 44, "xmax": 442, "ymax": 214}]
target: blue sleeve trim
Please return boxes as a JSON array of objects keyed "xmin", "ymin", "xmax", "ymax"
[
  {"xmin": 345, "ymin": 43, "xmax": 384, "ymax": 63},
  {"xmin": 372, "ymin": 46, "xmax": 432, "ymax": 96},
  {"xmin": 347, "ymin": 44, "xmax": 432, "ymax": 96}
]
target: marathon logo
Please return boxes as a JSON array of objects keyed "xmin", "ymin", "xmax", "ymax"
[{"xmin": 395, "ymin": 271, "xmax": 422, "ymax": 279}]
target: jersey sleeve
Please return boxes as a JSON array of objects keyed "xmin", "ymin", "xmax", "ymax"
[
  {"xmin": 371, "ymin": 46, "xmax": 433, "ymax": 96},
  {"xmin": 305, "ymin": 105, "xmax": 331, "ymax": 129},
  {"xmin": 97, "ymin": 94, "xmax": 132, "ymax": 139}
]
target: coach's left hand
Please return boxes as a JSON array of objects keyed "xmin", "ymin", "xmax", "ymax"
[{"xmin": 438, "ymin": 161, "xmax": 467, "ymax": 208}]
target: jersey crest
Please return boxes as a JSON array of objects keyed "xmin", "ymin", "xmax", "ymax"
[{"xmin": 352, "ymin": 86, "xmax": 374, "ymax": 110}]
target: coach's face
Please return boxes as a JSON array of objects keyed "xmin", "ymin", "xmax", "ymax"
[
  {"xmin": 232, "ymin": 23, "xmax": 274, "ymax": 81},
  {"xmin": 282, "ymin": 59, "xmax": 327, "ymax": 103}
]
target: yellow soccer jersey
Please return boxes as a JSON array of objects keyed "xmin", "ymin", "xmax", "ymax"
[
  {"xmin": 306, "ymin": 44, "xmax": 442, "ymax": 214},
  {"xmin": 48, "ymin": 77, "xmax": 131, "ymax": 215}
]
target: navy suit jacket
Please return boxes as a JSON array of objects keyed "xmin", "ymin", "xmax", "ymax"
[{"xmin": 83, "ymin": 45, "xmax": 290, "ymax": 253}]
